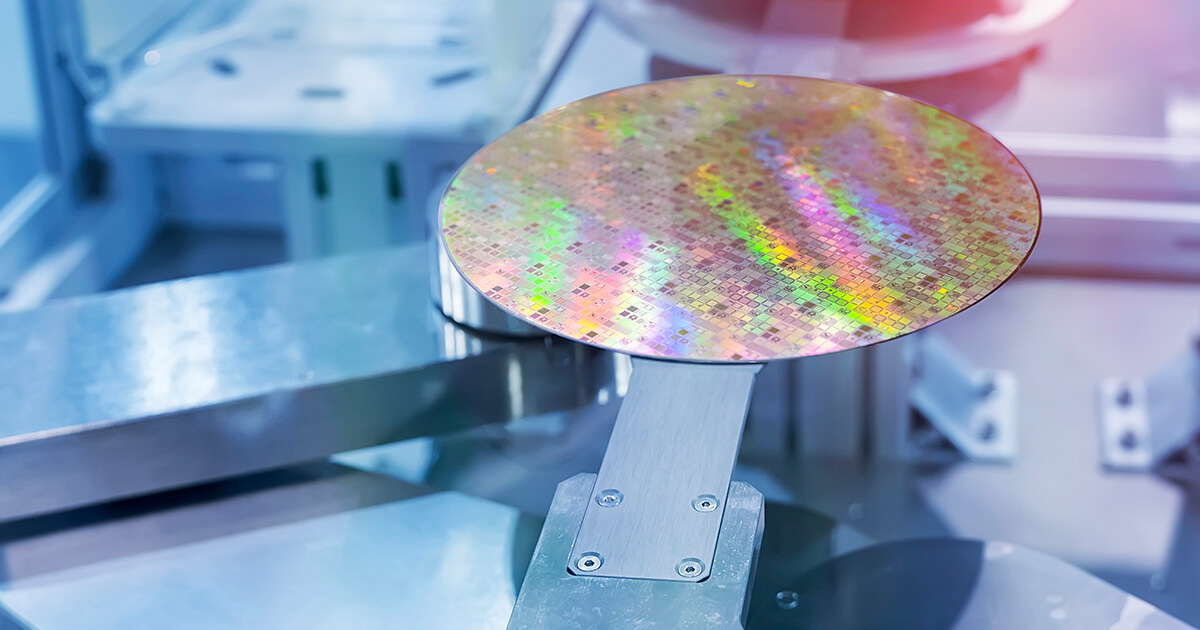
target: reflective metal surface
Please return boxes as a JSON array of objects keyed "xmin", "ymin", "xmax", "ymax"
[
  {"xmin": 0, "ymin": 475, "xmax": 539, "ymax": 630},
  {"xmin": 435, "ymin": 231, "xmax": 544, "ymax": 336},
  {"xmin": 748, "ymin": 539, "xmax": 1191, "ymax": 629},
  {"xmin": 509, "ymin": 474, "xmax": 764, "ymax": 629},
  {"xmin": 570, "ymin": 359, "xmax": 760, "ymax": 581},
  {"xmin": 0, "ymin": 243, "xmax": 613, "ymax": 521}
]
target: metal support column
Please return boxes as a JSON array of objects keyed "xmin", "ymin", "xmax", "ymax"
[{"xmin": 509, "ymin": 358, "xmax": 766, "ymax": 627}]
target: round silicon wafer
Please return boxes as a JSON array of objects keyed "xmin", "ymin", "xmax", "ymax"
[{"xmin": 440, "ymin": 75, "xmax": 1040, "ymax": 363}]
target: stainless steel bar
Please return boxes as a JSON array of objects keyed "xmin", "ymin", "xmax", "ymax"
[
  {"xmin": 0, "ymin": 244, "xmax": 613, "ymax": 522},
  {"xmin": 568, "ymin": 358, "xmax": 761, "ymax": 582}
]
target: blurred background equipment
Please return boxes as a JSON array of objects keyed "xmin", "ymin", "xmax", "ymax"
[
  {"xmin": 599, "ymin": 0, "xmax": 1069, "ymax": 85},
  {"xmin": 1, "ymin": 0, "xmax": 1200, "ymax": 628}
]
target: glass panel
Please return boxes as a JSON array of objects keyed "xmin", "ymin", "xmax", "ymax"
[{"xmin": 0, "ymin": 0, "xmax": 40, "ymax": 206}]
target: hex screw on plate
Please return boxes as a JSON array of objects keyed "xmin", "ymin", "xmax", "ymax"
[
  {"xmin": 977, "ymin": 376, "xmax": 997, "ymax": 398},
  {"xmin": 676, "ymin": 558, "xmax": 704, "ymax": 578},
  {"xmin": 692, "ymin": 494, "xmax": 719, "ymax": 512},
  {"xmin": 576, "ymin": 552, "xmax": 603, "ymax": 572},
  {"xmin": 596, "ymin": 489, "xmax": 623, "ymax": 507},
  {"xmin": 1116, "ymin": 385, "xmax": 1133, "ymax": 407}
]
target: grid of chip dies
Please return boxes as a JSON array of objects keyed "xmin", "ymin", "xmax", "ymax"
[{"xmin": 440, "ymin": 75, "xmax": 1040, "ymax": 363}]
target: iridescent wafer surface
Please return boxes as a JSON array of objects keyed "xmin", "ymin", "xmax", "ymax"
[{"xmin": 440, "ymin": 75, "xmax": 1040, "ymax": 363}]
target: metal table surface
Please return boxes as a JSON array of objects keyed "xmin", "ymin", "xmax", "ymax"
[
  {"xmin": 0, "ymin": 243, "xmax": 613, "ymax": 521},
  {"xmin": 749, "ymin": 538, "xmax": 1190, "ymax": 629},
  {"xmin": 0, "ymin": 462, "xmax": 1184, "ymax": 630},
  {"xmin": 0, "ymin": 465, "xmax": 541, "ymax": 630}
]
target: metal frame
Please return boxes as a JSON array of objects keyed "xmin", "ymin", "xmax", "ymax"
[
  {"xmin": 3, "ymin": 0, "xmax": 593, "ymax": 309},
  {"xmin": 0, "ymin": 0, "xmax": 162, "ymax": 311},
  {"xmin": 84, "ymin": 0, "xmax": 591, "ymax": 261},
  {"xmin": 1029, "ymin": 197, "xmax": 1200, "ymax": 280},
  {"xmin": 743, "ymin": 332, "xmax": 1018, "ymax": 464},
  {"xmin": 0, "ymin": 0, "xmax": 80, "ymax": 293}
]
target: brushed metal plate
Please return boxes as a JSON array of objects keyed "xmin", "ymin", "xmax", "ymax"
[
  {"xmin": 511, "ymin": 474, "xmax": 764, "ymax": 629},
  {"xmin": 569, "ymin": 358, "xmax": 760, "ymax": 581}
]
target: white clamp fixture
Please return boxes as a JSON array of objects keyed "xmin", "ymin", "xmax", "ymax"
[{"xmin": 1099, "ymin": 338, "xmax": 1200, "ymax": 480}]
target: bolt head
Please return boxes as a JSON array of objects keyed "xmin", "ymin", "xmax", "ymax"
[
  {"xmin": 977, "ymin": 421, "xmax": 997, "ymax": 442},
  {"xmin": 596, "ymin": 489, "xmax": 623, "ymax": 507},
  {"xmin": 575, "ymin": 553, "xmax": 603, "ymax": 572},
  {"xmin": 776, "ymin": 590, "xmax": 800, "ymax": 610},
  {"xmin": 1119, "ymin": 430, "xmax": 1139, "ymax": 450},
  {"xmin": 676, "ymin": 558, "xmax": 704, "ymax": 578},
  {"xmin": 692, "ymin": 494, "xmax": 719, "ymax": 512},
  {"xmin": 1150, "ymin": 573, "xmax": 1167, "ymax": 591},
  {"xmin": 1116, "ymin": 386, "xmax": 1134, "ymax": 407}
]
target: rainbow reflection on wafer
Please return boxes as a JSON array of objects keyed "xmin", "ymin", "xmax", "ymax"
[{"xmin": 441, "ymin": 75, "xmax": 1039, "ymax": 363}]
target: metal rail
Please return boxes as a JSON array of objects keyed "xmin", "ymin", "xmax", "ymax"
[{"xmin": 0, "ymin": 243, "xmax": 613, "ymax": 521}]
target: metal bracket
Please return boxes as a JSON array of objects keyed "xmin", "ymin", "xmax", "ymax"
[
  {"xmin": 907, "ymin": 334, "xmax": 1019, "ymax": 462},
  {"xmin": 1098, "ymin": 378, "xmax": 1154, "ymax": 470},
  {"xmin": 1099, "ymin": 346, "xmax": 1200, "ymax": 479},
  {"xmin": 509, "ymin": 474, "xmax": 764, "ymax": 629},
  {"xmin": 568, "ymin": 358, "xmax": 761, "ymax": 582}
]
